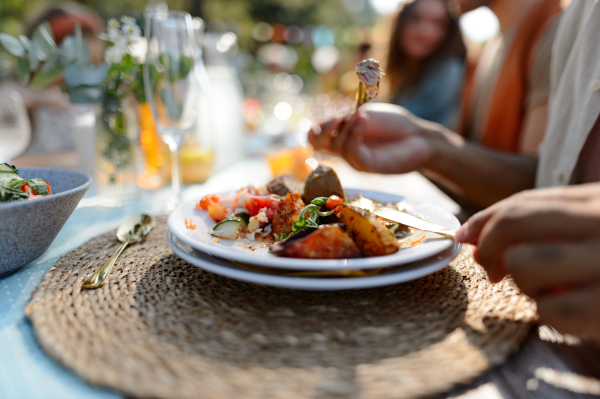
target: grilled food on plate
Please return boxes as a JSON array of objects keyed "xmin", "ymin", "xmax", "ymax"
[{"xmin": 192, "ymin": 163, "xmax": 426, "ymax": 259}]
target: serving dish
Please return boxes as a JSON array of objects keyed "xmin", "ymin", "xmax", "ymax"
[
  {"xmin": 168, "ymin": 232, "xmax": 461, "ymax": 291},
  {"xmin": 168, "ymin": 188, "xmax": 460, "ymax": 271},
  {"xmin": 0, "ymin": 167, "xmax": 92, "ymax": 277}
]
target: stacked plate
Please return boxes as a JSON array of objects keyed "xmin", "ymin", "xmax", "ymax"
[{"xmin": 167, "ymin": 189, "xmax": 462, "ymax": 291}]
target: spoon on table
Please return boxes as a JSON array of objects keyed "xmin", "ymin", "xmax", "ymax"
[{"xmin": 82, "ymin": 214, "xmax": 155, "ymax": 289}]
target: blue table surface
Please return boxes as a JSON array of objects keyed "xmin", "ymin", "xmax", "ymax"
[
  {"xmin": 0, "ymin": 160, "xmax": 275, "ymax": 398},
  {"xmin": 0, "ymin": 188, "xmax": 179, "ymax": 399}
]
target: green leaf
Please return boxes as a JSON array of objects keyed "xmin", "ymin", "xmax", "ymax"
[
  {"xmin": 39, "ymin": 52, "xmax": 59, "ymax": 74},
  {"xmin": 31, "ymin": 63, "xmax": 62, "ymax": 88},
  {"xmin": 74, "ymin": 24, "xmax": 83, "ymax": 60},
  {"xmin": 0, "ymin": 186, "xmax": 29, "ymax": 203},
  {"xmin": 59, "ymin": 36, "xmax": 90, "ymax": 65},
  {"xmin": 16, "ymin": 57, "xmax": 30, "ymax": 85},
  {"xmin": 26, "ymin": 178, "xmax": 49, "ymax": 195},
  {"xmin": 278, "ymin": 233, "xmax": 288, "ymax": 241},
  {"xmin": 59, "ymin": 36, "xmax": 76, "ymax": 64},
  {"xmin": 63, "ymin": 63, "xmax": 86, "ymax": 86},
  {"xmin": 179, "ymin": 55, "xmax": 193, "ymax": 78},
  {"xmin": 19, "ymin": 35, "xmax": 42, "ymax": 69},
  {"xmin": 8, "ymin": 178, "xmax": 26, "ymax": 190},
  {"xmin": 311, "ymin": 197, "xmax": 328, "ymax": 206},
  {"xmin": 316, "ymin": 209, "xmax": 334, "ymax": 217},
  {"xmin": 0, "ymin": 33, "xmax": 25, "ymax": 57},
  {"xmin": 63, "ymin": 63, "xmax": 109, "ymax": 88},
  {"xmin": 32, "ymin": 23, "xmax": 57, "ymax": 58},
  {"xmin": 66, "ymin": 86, "xmax": 103, "ymax": 103},
  {"xmin": 0, "ymin": 163, "xmax": 18, "ymax": 174}
]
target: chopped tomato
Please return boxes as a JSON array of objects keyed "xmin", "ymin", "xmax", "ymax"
[
  {"xmin": 20, "ymin": 184, "xmax": 32, "ymax": 195},
  {"xmin": 197, "ymin": 194, "xmax": 220, "ymax": 210},
  {"xmin": 244, "ymin": 196, "xmax": 280, "ymax": 220},
  {"xmin": 325, "ymin": 195, "xmax": 343, "ymax": 209},
  {"xmin": 208, "ymin": 203, "xmax": 228, "ymax": 222},
  {"xmin": 20, "ymin": 182, "xmax": 52, "ymax": 195}
]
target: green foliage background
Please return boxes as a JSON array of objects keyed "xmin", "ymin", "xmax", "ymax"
[{"xmin": 0, "ymin": 0, "xmax": 376, "ymax": 85}]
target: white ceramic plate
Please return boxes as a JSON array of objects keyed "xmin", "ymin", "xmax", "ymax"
[
  {"xmin": 167, "ymin": 232, "xmax": 462, "ymax": 291},
  {"xmin": 167, "ymin": 188, "xmax": 460, "ymax": 271}
]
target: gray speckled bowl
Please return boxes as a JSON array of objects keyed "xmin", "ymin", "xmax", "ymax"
[{"xmin": 0, "ymin": 168, "xmax": 92, "ymax": 277}]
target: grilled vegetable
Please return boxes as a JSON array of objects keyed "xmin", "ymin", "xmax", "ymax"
[
  {"xmin": 334, "ymin": 205, "xmax": 399, "ymax": 256},
  {"xmin": 211, "ymin": 217, "xmax": 241, "ymax": 239},
  {"xmin": 267, "ymin": 174, "xmax": 304, "ymax": 197},
  {"xmin": 273, "ymin": 192, "xmax": 305, "ymax": 236},
  {"xmin": 303, "ymin": 164, "xmax": 345, "ymax": 203},
  {"xmin": 270, "ymin": 226, "xmax": 361, "ymax": 259}
]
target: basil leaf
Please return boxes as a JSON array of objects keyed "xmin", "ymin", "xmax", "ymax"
[
  {"xmin": 26, "ymin": 178, "xmax": 49, "ymax": 196},
  {"xmin": 0, "ymin": 186, "xmax": 29, "ymax": 202},
  {"xmin": 8, "ymin": 179, "xmax": 26, "ymax": 190},
  {"xmin": 292, "ymin": 219, "xmax": 307, "ymax": 232},
  {"xmin": 311, "ymin": 197, "xmax": 328, "ymax": 206},
  {"xmin": 316, "ymin": 209, "xmax": 334, "ymax": 217}
]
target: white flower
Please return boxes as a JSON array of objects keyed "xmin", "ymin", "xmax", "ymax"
[
  {"xmin": 104, "ymin": 45, "xmax": 123, "ymax": 64},
  {"xmin": 100, "ymin": 27, "xmax": 121, "ymax": 43},
  {"xmin": 120, "ymin": 16, "xmax": 136, "ymax": 26},
  {"xmin": 108, "ymin": 27, "xmax": 121, "ymax": 42},
  {"xmin": 122, "ymin": 23, "xmax": 141, "ymax": 39},
  {"xmin": 107, "ymin": 18, "xmax": 120, "ymax": 30},
  {"xmin": 115, "ymin": 35, "xmax": 135, "ymax": 51}
]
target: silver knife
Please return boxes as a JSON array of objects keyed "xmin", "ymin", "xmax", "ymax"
[{"xmin": 374, "ymin": 207, "xmax": 456, "ymax": 240}]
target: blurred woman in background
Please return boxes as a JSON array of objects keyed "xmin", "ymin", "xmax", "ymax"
[{"xmin": 384, "ymin": 0, "xmax": 466, "ymax": 129}]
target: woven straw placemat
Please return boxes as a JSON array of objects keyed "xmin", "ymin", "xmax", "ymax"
[{"xmin": 25, "ymin": 215, "xmax": 537, "ymax": 399}]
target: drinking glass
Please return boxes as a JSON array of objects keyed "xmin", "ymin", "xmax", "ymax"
[
  {"xmin": 0, "ymin": 91, "xmax": 31, "ymax": 163},
  {"xmin": 144, "ymin": 11, "xmax": 198, "ymax": 210}
]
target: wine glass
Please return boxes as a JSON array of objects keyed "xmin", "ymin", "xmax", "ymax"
[
  {"xmin": 0, "ymin": 91, "xmax": 31, "ymax": 163},
  {"xmin": 144, "ymin": 11, "xmax": 198, "ymax": 210}
]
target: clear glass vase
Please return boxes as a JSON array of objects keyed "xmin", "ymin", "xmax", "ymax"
[{"xmin": 95, "ymin": 95, "xmax": 138, "ymax": 206}]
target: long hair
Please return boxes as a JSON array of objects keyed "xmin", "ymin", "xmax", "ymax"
[{"xmin": 385, "ymin": 0, "xmax": 467, "ymax": 95}]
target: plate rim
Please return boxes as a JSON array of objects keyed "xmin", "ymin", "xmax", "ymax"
[
  {"xmin": 167, "ymin": 188, "xmax": 460, "ymax": 271},
  {"xmin": 167, "ymin": 232, "xmax": 462, "ymax": 291}
]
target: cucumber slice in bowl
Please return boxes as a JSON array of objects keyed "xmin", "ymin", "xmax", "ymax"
[{"xmin": 211, "ymin": 217, "xmax": 241, "ymax": 239}]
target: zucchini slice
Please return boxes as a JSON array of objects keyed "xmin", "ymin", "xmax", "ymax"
[
  {"xmin": 211, "ymin": 217, "xmax": 241, "ymax": 239},
  {"xmin": 236, "ymin": 213, "xmax": 250, "ymax": 229}
]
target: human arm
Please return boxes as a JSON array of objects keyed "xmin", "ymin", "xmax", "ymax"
[
  {"xmin": 455, "ymin": 183, "xmax": 600, "ymax": 338},
  {"xmin": 309, "ymin": 103, "xmax": 537, "ymax": 208},
  {"xmin": 0, "ymin": 82, "xmax": 71, "ymax": 111}
]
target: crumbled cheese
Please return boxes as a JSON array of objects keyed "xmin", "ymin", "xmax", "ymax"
[
  {"xmin": 248, "ymin": 210, "xmax": 268, "ymax": 232},
  {"xmin": 213, "ymin": 237, "xmax": 220, "ymax": 243}
]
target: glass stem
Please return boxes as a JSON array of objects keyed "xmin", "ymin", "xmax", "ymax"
[{"xmin": 170, "ymin": 145, "xmax": 182, "ymax": 198}]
